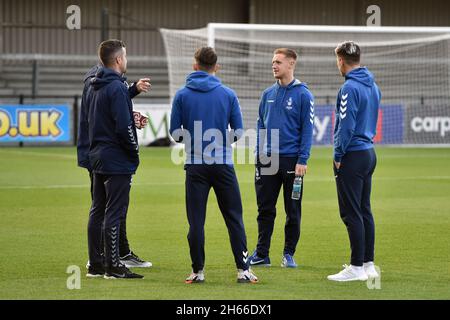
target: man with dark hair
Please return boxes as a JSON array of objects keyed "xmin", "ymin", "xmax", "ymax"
[
  {"xmin": 169, "ymin": 47, "xmax": 258, "ymax": 284},
  {"xmin": 83, "ymin": 39, "xmax": 143, "ymax": 279},
  {"xmin": 78, "ymin": 62, "xmax": 152, "ymax": 270},
  {"xmin": 248, "ymin": 48, "xmax": 314, "ymax": 268},
  {"xmin": 328, "ymin": 41, "xmax": 381, "ymax": 282}
]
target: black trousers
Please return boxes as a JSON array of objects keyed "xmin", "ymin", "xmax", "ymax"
[
  {"xmin": 88, "ymin": 171, "xmax": 131, "ymax": 257},
  {"xmin": 88, "ymin": 173, "xmax": 132, "ymax": 268},
  {"xmin": 334, "ymin": 148, "xmax": 377, "ymax": 267},
  {"xmin": 185, "ymin": 164, "xmax": 249, "ymax": 273},
  {"xmin": 255, "ymin": 157, "xmax": 303, "ymax": 257}
]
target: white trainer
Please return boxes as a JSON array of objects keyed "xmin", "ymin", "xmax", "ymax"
[
  {"xmin": 185, "ymin": 270, "xmax": 205, "ymax": 284},
  {"xmin": 327, "ymin": 264, "xmax": 369, "ymax": 282},
  {"xmin": 363, "ymin": 262, "xmax": 379, "ymax": 278},
  {"xmin": 237, "ymin": 268, "xmax": 259, "ymax": 283}
]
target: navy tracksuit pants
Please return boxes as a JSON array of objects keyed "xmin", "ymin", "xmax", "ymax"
[
  {"xmin": 88, "ymin": 173, "xmax": 132, "ymax": 268},
  {"xmin": 185, "ymin": 164, "xmax": 249, "ymax": 273},
  {"xmin": 88, "ymin": 171, "xmax": 131, "ymax": 258},
  {"xmin": 334, "ymin": 148, "xmax": 377, "ymax": 267},
  {"xmin": 255, "ymin": 157, "xmax": 303, "ymax": 258}
]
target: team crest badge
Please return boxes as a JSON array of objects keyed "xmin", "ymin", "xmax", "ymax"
[{"xmin": 286, "ymin": 97, "xmax": 293, "ymax": 110}]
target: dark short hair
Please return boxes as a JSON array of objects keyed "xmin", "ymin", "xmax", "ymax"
[
  {"xmin": 335, "ymin": 41, "xmax": 360, "ymax": 65},
  {"xmin": 273, "ymin": 48, "xmax": 297, "ymax": 61},
  {"xmin": 98, "ymin": 39, "xmax": 126, "ymax": 67},
  {"xmin": 194, "ymin": 47, "xmax": 217, "ymax": 71}
]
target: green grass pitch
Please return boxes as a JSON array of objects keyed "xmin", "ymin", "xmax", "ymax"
[{"xmin": 0, "ymin": 147, "xmax": 449, "ymax": 299}]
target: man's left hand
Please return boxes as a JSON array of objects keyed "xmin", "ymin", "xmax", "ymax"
[{"xmin": 295, "ymin": 164, "xmax": 307, "ymax": 177}]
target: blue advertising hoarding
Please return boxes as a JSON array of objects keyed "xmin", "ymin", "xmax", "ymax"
[
  {"xmin": 312, "ymin": 105, "xmax": 404, "ymax": 145},
  {"xmin": 0, "ymin": 105, "xmax": 72, "ymax": 144}
]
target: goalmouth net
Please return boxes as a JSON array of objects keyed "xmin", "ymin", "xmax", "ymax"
[{"xmin": 161, "ymin": 24, "xmax": 450, "ymax": 146}]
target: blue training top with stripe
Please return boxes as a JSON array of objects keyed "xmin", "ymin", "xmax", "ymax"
[{"xmin": 333, "ymin": 67, "xmax": 382, "ymax": 162}]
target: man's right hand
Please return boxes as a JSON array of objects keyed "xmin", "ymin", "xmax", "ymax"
[{"xmin": 136, "ymin": 78, "xmax": 151, "ymax": 93}]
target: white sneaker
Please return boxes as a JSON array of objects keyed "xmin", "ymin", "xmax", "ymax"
[
  {"xmin": 327, "ymin": 264, "xmax": 368, "ymax": 282},
  {"xmin": 237, "ymin": 268, "xmax": 258, "ymax": 283},
  {"xmin": 364, "ymin": 262, "xmax": 379, "ymax": 278},
  {"xmin": 119, "ymin": 251, "xmax": 152, "ymax": 268},
  {"xmin": 185, "ymin": 270, "xmax": 205, "ymax": 284}
]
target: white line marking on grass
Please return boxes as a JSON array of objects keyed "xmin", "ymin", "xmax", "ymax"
[
  {"xmin": 2, "ymin": 149, "xmax": 449, "ymax": 162},
  {"xmin": 2, "ymin": 176, "xmax": 450, "ymax": 190},
  {"xmin": 0, "ymin": 184, "xmax": 89, "ymax": 190},
  {"xmin": 0, "ymin": 150, "xmax": 76, "ymax": 160}
]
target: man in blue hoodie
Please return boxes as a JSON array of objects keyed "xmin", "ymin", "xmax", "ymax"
[
  {"xmin": 327, "ymin": 41, "xmax": 381, "ymax": 282},
  {"xmin": 78, "ymin": 64, "xmax": 152, "ymax": 269},
  {"xmin": 170, "ymin": 47, "xmax": 258, "ymax": 284},
  {"xmin": 248, "ymin": 48, "xmax": 314, "ymax": 269},
  {"xmin": 85, "ymin": 39, "xmax": 143, "ymax": 279}
]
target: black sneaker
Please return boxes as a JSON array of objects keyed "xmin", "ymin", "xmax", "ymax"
[
  {"xmin": 104, "ymin": 265, "xmax": 144, "ymax": 279},
  {"xmin": 120, "ymin": 251, "xmax": 152, "ymax": 268},
  {"xmin": 86, "ymin": 264, "xmax": 105, "ymax": 278}
]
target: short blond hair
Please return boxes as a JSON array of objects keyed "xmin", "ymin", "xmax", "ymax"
[{"xmin": 273, "ymin": 48, "xmax": 297, "ymax": 61}]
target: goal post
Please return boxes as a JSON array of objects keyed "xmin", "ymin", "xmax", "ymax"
[{"xmin": 161, "ymin": 23, "xmax": 450, "ymax": 146}]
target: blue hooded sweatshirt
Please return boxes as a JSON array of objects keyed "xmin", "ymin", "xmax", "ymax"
[
  {"xmin": 86, "ymin": 67, "xmax": 139, "ymax": 175},
  {"xmin": 333, "ymin": 67, "xmax": 381, "ymax": 162},
  {"xmin": 256, "ymin": 79, "xmax": 314, "ymax": 165},
  {"xmin": 77, "ymin": 64, "xmax": 140, "ymax": 171},
  {"xmin": 169, "ymin": 71, "xmax": 243, "ymax": 165}
]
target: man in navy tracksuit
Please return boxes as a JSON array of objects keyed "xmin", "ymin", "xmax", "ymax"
[
  {"xmin": 327, "ymin": 41, "xmax": 381, "ymax": 282},
  {"xmin": 84, "ymin": 39, "xmax": 143, "ymax": 279},
  {"xmin": 248, "ymin": 48, "xmax": 314, "ymax": 268},
  {"xmin": 77, "ymin": 64, "xmax": 152, "ymax": 269},
  {"xmin": 169, "ymin": 47, "xmax": 258, "ymax": 284}
]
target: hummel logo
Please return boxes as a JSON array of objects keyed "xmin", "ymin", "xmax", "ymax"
[
  {"xmin": 243, "ymin": 251, "xmax": 248, "ymax": 264},
  {"xmin": 309, "ymin": 100, "xmax": 314, "ymax": 124},
  {"xmin": 340, "ymin": 93, "xmax": 348, "ymax": 119}
]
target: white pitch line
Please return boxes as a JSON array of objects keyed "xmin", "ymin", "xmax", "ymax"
[
  {"xmin": 1, "ymin": 176, "xmax": 449, "ymax": 190},
  {"xmin": 1, "ymin": 149, "xmax": 449, "ymax": 161},
  {"xmin": 0, "ymin": 150, "xmax": 76, "ymax": 160}
]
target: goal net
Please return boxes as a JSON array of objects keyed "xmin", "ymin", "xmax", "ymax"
[{"xmin": 161, "ymin": 24, "xmax": 450, "ymax": 146}]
